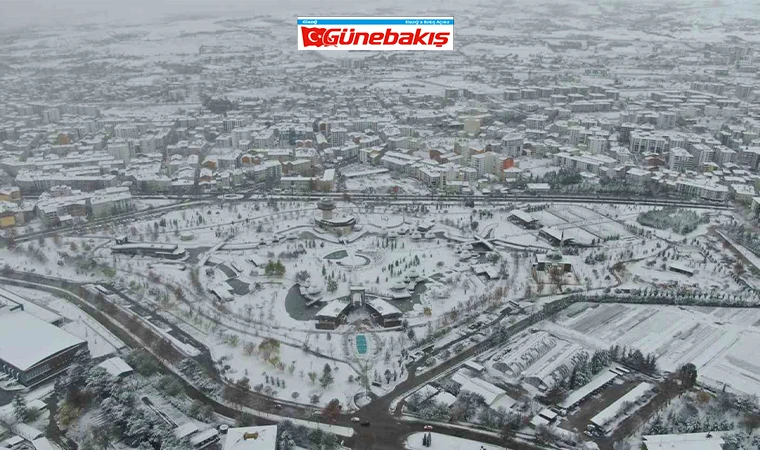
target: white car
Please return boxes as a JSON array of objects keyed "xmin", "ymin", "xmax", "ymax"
[{"xmin": 351, "ymin": 417, "xmax": 361, "ymax": 422}]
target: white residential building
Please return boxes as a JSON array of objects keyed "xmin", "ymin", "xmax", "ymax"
[
  {"xmin": 553, "ymin": 152, "xmax": 616, "ymax": 175},
  {"xmin": 669, "ymin": 147, "xmax": 694, "ymax": 172},
  {"xmin": 500, "ymin": 132, "xmax": 524, "ymax": 157},
  {"xmin": 675, "ymin": 179, "xmax": 728, "ymax": 201}
]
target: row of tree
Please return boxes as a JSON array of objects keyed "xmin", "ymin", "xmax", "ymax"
[
  {"xmin": 543, "ymin": 345, "xmax": 658, "ymax": 405},
  {"xmin": 277, "ymin": 419, "xmax": 339, "ymax": 449},
  {"xmin": 264, "ymin": 260, "xmax": 286, "ymax": 276},
  {"xmin": 583, "ymin": 291, "xmax": 760, "ymax": 308},
  {"xmin": 55, "ymin": 359, "xmax": 188, "ymax": 450},
  {"xmin": 637, "ymin": 208, "xmax": 707, "ymax": 235}
]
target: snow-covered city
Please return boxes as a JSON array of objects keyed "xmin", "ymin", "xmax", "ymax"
[{"xmin": 1, "ymin": 0, "xmax": 760, "ymax": 449}]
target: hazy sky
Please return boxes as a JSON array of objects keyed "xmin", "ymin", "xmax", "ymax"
[
  {"xmin": 0, "ymin": 0, "xmax": 754, "ymax": 32},
  {"xmin": 0, "ymin": 0, "xmax": 444, "ymax": 30}
]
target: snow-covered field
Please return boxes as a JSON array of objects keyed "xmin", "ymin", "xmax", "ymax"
[
  {"xmin": 551, "ymin": 302, "xmax": 760, "ymax": 397},
  {"xmin": 405, "ymin": 432, "xmax": 503, "ymax": 450}
]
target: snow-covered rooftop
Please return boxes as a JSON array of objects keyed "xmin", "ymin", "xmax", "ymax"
[
  {"xmin": 642, "ymin": 432, "xmax": 725, "ymax": 450},
  {"xmin": 0, "ymin": 311, "xmax": 86, "ymax": 371},
  {"xmin": 365, "ymin": 297, "xmax": 401, "ymax": 317},
  {"xmin": 509, "ymin": 209, "xmax": 537, "ymax": 223},
  {"xmin": 97, "ymin": 356, "xmax": 133, "ymax": 377},
  {"xmin": 559, "ymin": 369, "xmax": 618, "ymax": 410},
  {"xmin": 31, "ymin": 437, "xmax": 56, "ymax": 450},
  {"xmin": 315, "ymin": 300, "xmax": 350, "ymax": 319},
  {"xmin": 590, "ymin": 382, "xmax": 652, "ymax": 429},
  {"xmin": 190, "ymin": 428, "xmax": 219, "ymax": 447},
  {"xmin": 431, "ymin": 390, "xmax": 458, "ymax": 407},
  {"xmin": 452, "ymin": 369, "xmax": 515, "ymax": 409},
  {"xmin": 223, "ymin": 425, "xmax": 277, "ymax": 450},
  {"xmin": 174, "ymin": 422, "xmax": 199, "ymax": 440}
]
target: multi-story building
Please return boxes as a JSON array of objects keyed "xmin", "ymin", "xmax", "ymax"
[
  {"xmin": 107, "ymin": 140, "xmax": 133, "ymax": 165},
  {"xmin": 587, "ymin": 136, "xmax": 608, "ymax": 154},
  {"xmin": 689, "ymin": 143, "xmax": 714, "ymax": 170},
  {"xmin": 525, "ymin": 114, "xmax": 548, "ymax": 130},
  {"xmin": 630, "ymin": 131, "xmax": 669, "ymax": 154},
  {"xmin": 0, "ymin": 186, "xmax": 21, "ymax": 203},
  {"xmin": 89, "ymin": 187, "xmax": 133, "ymax": 217},
  {"xmin": 668, "ymin": 147, "xmax": 694, "ymax": 172},
  {"xmin": 17, "ymin": 170, "xmax": 119, "ymax": 194},
  {"xmin": 552, "ymin": 152, "xmax": 616, "ymax": 176},
  {"xmin": 380, "ymin": 151, "xmax": 419, "ymax": 173},
  {"xmin": 714, "ymin": 146, "xmax": 737, "ymax": 166},
  {"xmin": 674, "ymin": 179, "xmax": 728, "ymax": 201},
  {"xmin": 500, "ymin": 132, "xmax": 524, "ymax": 157},
  {"xmin": 42, "ymin": 108, "xmax": 61, "ymax": 124},
  {"xmin": 657, "ymin": 111, "xmax": 677, "ymax": 129},
  {"xmin": 471, "ymin": 152, "xmax": 508, "ymax": 179}
]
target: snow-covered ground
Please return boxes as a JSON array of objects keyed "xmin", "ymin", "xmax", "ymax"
[
  {"xmin": 551, "ymin": 302, "xmax": 760, "ymax": 397},
  {"xmin": 405, "ymin": 432, "xmax": 503, "ymax": 450}
]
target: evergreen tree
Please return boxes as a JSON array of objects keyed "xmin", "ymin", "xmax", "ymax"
[
  {"xmin": 319, "ymin": 364, "xmax": 334, "ymax": 389},
  {"xmin": 12, "ymin": 395, "xmax": 27, "ymax": 422}
]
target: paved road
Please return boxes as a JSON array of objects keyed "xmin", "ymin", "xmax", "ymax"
[
  {"xmin": 1, "ymin": 269, "xmax": 554, "ymax": 449},
  {"xmin": 6, "ymin": 190, "xmax": 728, "ymax": 247},
  {"xmin": 87, "ymin": 192, "xmax": 731, "ymax": 210},
  {"xmin": 10, "ymin": 199, "xmax": 210, "ymax": 244}
]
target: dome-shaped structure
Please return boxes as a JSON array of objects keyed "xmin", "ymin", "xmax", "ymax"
[
  {"xmin": 391, "ymin": 280, "xmax": 407, "ymax": 290},
  {"xmin": 316, "ymin": 198, "xmax": 337, "ymax": 211},
  {"xmin": 411, "ymin": 232, "xmax": 422, "ymax": 240},
  {"xmin": 307, "ymin": 284, "xmax": 322, "ymax": 295},
  {"xmin": 407, "ymin": 268, "xmax": 419, "ymax": 279},
  {"xmin": 547, "ymin": 249, "xmax": 563, "ymax": 261}
]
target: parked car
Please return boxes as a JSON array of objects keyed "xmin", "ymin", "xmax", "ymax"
[
  {"xmin": 423, "ymin": 425, "xmax": 433, "ymax": 431},
  {"xmin": 351, "ymin": 417, "xmax": 361, "ymax": 423},
  {"xmin": 360, "ymin": 421, "xmax": 370, "ymax": 427}
]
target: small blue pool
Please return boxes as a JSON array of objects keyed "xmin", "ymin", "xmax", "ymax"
[{"xmin": 356, "ymin": 335, "xmax": 368, "ymax": 354}]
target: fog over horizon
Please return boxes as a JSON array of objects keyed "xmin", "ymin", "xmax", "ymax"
[{"xmin": 1, "ymin": 0, "xmax": 756, "ymax": 32}]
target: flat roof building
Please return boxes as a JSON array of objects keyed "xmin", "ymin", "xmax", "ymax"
[
  {"xmin": 315, "ymin": 301, "xmax": 351, "ymax": 330},
  {"xmin": 223, "ymin": 425, "xmax": 277, "ymax": 450},
  {"xmin": 642, "ymin": 432, "xmax": 725, "ymax": 450},
  {"xmin": 452, "ymin": 368, "xmax": 516, "ymax": 411},
  {"xmin": 97, "ymin": 356, "xmax": 134, "ymax": 378},
  {"xmin": 559, "ymin": 369, "xmax": 618, "ymax": 413},
  {"xmin": 365, "ymin": 298, "xmax": 402, "ymax": 328},
  {"xmin": 111, "ymin": 238, "xmax": 187, "ymax": 260},
  {"xmin": 509, "ymin": 210, "xmax": 540, "ymax": 229},
  {"xmin": 0, "ymin": 311, "xmax": 89, "ymax": 386},
  {"xmin": 589, "ymin": 382, "xmax": 653, "ymax": 433}
]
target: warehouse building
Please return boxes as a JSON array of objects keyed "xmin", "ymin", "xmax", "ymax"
[
  {"xmin": 509, "ymin": 210, "xmax": 541, "ymax": 229},
  {"xmin": 111, "ymin": 237, "xmax": 187, "ymax": 259},
  {"xmin": 0, "ymin": 310, "xmax": 89, "ymax": 386}
]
